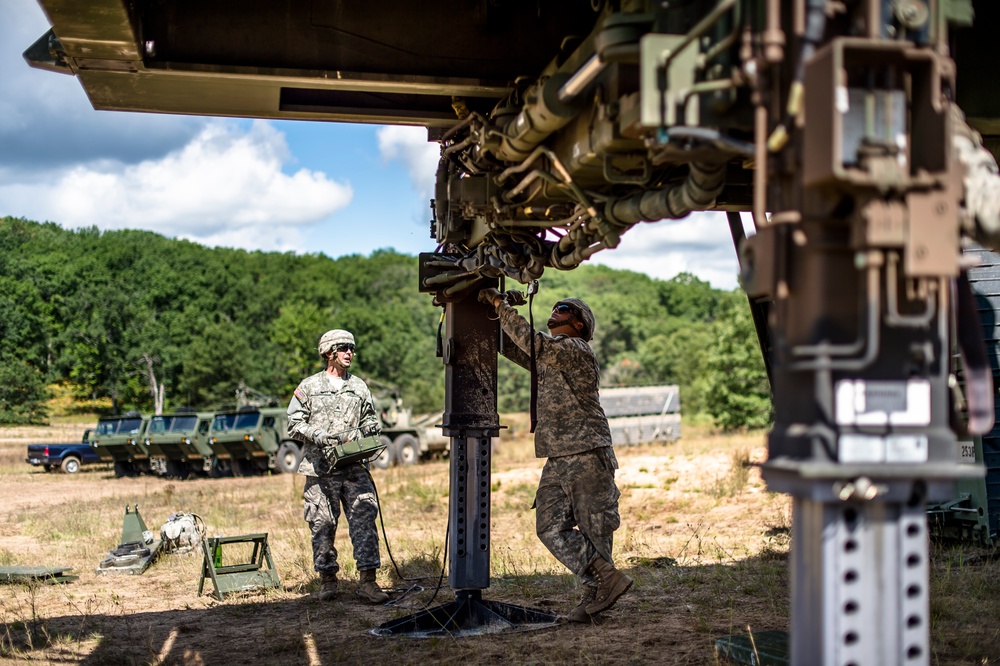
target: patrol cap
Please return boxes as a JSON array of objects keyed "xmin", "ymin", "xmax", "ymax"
[
  {"xmin": 318, "ymin": 329, "xmax": 355, "ymax": 356},
  {"xmin": 555, "ymin": 298, "xmax": 596, "ymax": 341}
]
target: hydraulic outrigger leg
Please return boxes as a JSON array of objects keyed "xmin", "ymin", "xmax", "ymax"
[{"xmin": 373, "ymin": 290, "xmax": 559, "ymax": 637}]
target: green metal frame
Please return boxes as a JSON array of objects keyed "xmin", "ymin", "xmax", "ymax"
[
  {"xmin": 198, "ymin": 533, "xmax": 280, "ymax": 600},
  {"xmin": 0, "ymin": 566, "xmax": 79, "ymax": 585}
]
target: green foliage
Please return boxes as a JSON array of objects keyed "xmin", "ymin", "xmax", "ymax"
[
  {"xmin": 0, "ymin": 217, "xmax": 773, "ymax": 429},
  {"xmin": 703, "ymin": 295, "xmax": 773, "ymax": 430}
]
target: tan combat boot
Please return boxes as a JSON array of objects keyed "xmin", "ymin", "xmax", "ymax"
[
  {"xmin": 566, "ymin": 584, "xmax": 598, "ymax": 623},
  {"xmin": 356, "ymin": 569, "xmax": 389, "ymax": 604},
  {"xmin": 318, "ymin": 572, "xmax": 338, "ymax": 601},
  {"xmin": 585, "ymin": 556, "xmax": 633, "ymax": 615}
]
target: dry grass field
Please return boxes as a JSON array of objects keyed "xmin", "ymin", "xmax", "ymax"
[{"xmin": 0, "ymin": 419, "xmax": 997, "ymax": 665}]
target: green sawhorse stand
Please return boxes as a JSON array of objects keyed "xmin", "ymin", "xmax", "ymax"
[{"xmin": 198, "ymin": 533, "xmax": 280, "ymax": 600}]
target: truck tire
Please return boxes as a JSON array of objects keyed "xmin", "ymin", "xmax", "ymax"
[
  {"xmin": 371, "ymin": 436, "xmax": 393, "ymax": 470},
  {"xmin": 61, "ymin": 456, "xmax": 81, "ymax": 474},
  {"xmin": 166, "ymin": 459, "xmax": 190, "ymax": 479},
  {"xmin": 394, "ymin": 434, "xmax": 420, "ymax": 466},
  {"xmin": 276, "ymin": 441, "xmax": 302, "ymax": 474},
  {"xmin": 232, "ymin": 458, "xmax": 254, "ymax": 477},
  {"xmin": 113, "ymin": 461, "xmax": 136, "ymax": 478}
]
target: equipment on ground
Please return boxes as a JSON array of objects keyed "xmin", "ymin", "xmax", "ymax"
[
  {"xmin": 0, "ymin": 566, "xmax": 78, "ymax": 585},
  {"xmin": 198, "ymin": 533, "xmax": 280, "ymax": 600},
  {"xmin": 97, "ymin": 504, "xmax": 162, "ymax": 575},
  {"xmin": 160, "ymin": 512, "xmax": 207, "ymax": 554},
  {"xmin": 601, "ymin": 385, "xmax": 682, "ymax": 445}
]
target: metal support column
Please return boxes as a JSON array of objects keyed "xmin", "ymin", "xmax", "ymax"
[{"xmin": 376, "ymin": 269, "xmax": 559, "ymax": 636}]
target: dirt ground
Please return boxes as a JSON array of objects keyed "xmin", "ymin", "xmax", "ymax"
[{"xmin": 0, "ymin": 423, "xmax": 995, "ymax": 665}]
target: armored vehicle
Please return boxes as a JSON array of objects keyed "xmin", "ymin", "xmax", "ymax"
[
  {"xmin": 144, "ymin": 411, "xmax": 215, "ymax": 478},
  {"xmin": 206, "ymin": 407, "xmax": 299, "ymax": 476},
  {"xmin": 370, "ymin": 383, "xmax": 449, "ymax": 468},
  {"xmin": 92, "ymin": 413, "xmax": 152, "ymax": 477}
]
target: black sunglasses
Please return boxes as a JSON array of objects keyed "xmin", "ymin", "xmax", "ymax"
[
  {"xmin": 553, "ymin": 304, "xmax": 575, "ymax": 315},
  {"xmin": 335, "ymin": 343, "xmax": 356, "ymax": 353}
]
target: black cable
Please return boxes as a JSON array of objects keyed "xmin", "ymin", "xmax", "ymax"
[
  {"xmin": 365, "ymin": 465, "xmax": 450, "ymax": 606},
  {"xmin": 529, "ymin": 288, "xmax": 538, "ymax": 433}
]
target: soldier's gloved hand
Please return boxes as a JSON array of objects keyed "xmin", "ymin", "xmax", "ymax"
[
  {"xmin": 503, "ymin": 290, "xmax": 527, "ymax": 306},
  {"xmin": 478, "ymin": 287, "xmax": 502, "ymax": 306},
  {"xmin": 317, "ymin": 432, "xmax": 340, "ymax": 448}
]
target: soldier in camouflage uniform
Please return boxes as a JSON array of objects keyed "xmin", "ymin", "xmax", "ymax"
[
  {"xmin": 287, "ymin": 329, "xmax": 389, "ymax": 604},
  {"xmin": 479, "ymin": 289, "xmax": 633, "ymax": 622}
]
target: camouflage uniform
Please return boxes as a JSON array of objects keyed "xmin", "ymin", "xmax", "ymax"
[
  {"xmin": 287, "ymin": 371, "xmax": 382, "ymax": 575},
  {"xmin": 496, "ymin": 301, "xmax": 621, "ymax": 584}
]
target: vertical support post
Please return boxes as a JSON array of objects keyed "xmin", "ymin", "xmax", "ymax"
[
  {"xmin": 440, "ymin": 295, "xmax": 500, "ymax": 591},
  {"xmin": 786, "ymin": 485, "xmax": 932, "ymax": 664}
]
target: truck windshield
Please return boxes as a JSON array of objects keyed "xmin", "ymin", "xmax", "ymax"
[
  {"xmin": 96, "ymin": 420, "xmax": 119, "ymax": 435},
  {"xmin": 97, "ymin": 417, "xmax": 144, "ymax": 435},
  {"xmin": 120, "ymin": 418, "xmax": 143, "ymax": 434},
  {"xmin": 212, "ymin": 413, "xmax": 260, "ymax": 432},
  {"xmin": 149, "ymin": 415, "xmax": 199, "ymax": 433},
  {"xmin": 234, "ymin": 413, "xmax": 260, "ymax": 429}
]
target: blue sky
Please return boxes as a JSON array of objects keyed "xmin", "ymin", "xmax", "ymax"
[{"xmin": 1, "ymin": 0, "xmax": 743, "ymax": 289}]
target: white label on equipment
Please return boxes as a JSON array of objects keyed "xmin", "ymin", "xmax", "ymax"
[
  {"xmin": 839, "ymin": 435, "xmax": 885, "ymax": 463},
  {"xmin": 838, "ymin": 434, "xmax": 929, "ymax": 463},
  {"xmin": 885, "ymin": 435, "xmax": 928, "ymax": 462},
  {"xmin": 958, "ymin": 440, "xmax": 977, "ymax": 464},
  {"xmin": 834, "ymin": 379, "xmax": 931, "ymax": 426}
]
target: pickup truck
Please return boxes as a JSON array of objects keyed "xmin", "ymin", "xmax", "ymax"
[{"xmin": 25, "ymin": 430, "xmax": 99, "ymax": 474}]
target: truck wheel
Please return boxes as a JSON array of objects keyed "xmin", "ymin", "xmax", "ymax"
[
  {"xmin": 276, "ymin": 441, "xmax": 302, "ymax": 474},
  {"xmin": 166, "ymin": 459, "xmax": 190, "ymax": 479},
  {"xmin": 61, "ymin": 456, "xmax": 81, "ymax": 474},
  {"xmin": 113, "ymin": 461, "xmax": 135, "ymax": 478},
  {"xmin": 394, "ymin": 434, "xmax": 420, "ymax": 466},
  {"xmin": 371, "ymin": 436, "xmax": 393, "ymax": 470},
  {"xmin": 232, "ymin": 458, "xmax": 254, "ymax": 477}
]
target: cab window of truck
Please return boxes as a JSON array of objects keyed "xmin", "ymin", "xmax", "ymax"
[
  {"xmin": 213, "ymin": 414, "xmax": 236, "ymax": 431},
  {"xmin": 234, "ymin": 413, "xmax": 260, "ymax": 429},
  {"xmin": 263, "ymin": 417, "xmax": 275, "ymax": 427},
  {"xmin": 121, "ymin": 418, "xmax": 142, "ymax": 434},
  {"xmin": 172, "ymin": 415, "xmax": 198, "ymax": 430}
]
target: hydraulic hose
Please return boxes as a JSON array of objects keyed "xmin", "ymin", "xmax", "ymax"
[{"xmin": 606, "ymin": 162, "xmax": 726, "ymax": 224}]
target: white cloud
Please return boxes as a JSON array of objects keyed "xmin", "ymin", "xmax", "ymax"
[
  {"xmin": 375, "ymin": 125, "xmax": 438, "ymax": 198},
  {"xmin": 0, "ymin": 121, "xmax": 353, "ymax": 252},
  {"xmin": 588, "ymin": 211, "xmax": 744, "ymax": 290}
]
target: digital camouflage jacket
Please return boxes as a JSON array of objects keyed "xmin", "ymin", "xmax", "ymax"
[
  {"xmin": 497, "ymin": 301, "xmax": 613, "ymax": 458},
  {"xmin": 286, "ymin": 371, "xmax": 379, "ymax": 476}
]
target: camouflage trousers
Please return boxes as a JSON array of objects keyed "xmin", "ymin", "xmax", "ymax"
[
  {"xmin": 535, "ymin": 446, "xmax": 621, "ymax": 585},
  {"xmin": 303, "ymin": 464, "xmax": 381, "ymax": 575}
]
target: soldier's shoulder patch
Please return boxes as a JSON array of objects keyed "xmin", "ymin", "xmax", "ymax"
[{"xmin": 293, "ymin": 388, "xmax": 307, "ymax": 402}]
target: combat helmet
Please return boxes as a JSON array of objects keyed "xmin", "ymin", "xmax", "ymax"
[
  {"xmin": 318, "ymin": 329, "xmax": 355, "ymax": 357},
  {"xmin": 554, "ymin": 298, "xmax": 596, "ymax": 341}
]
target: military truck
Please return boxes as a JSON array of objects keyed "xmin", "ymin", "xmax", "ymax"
[
  {"xmin": 370, "ymin": 383, "xmax": 449, "ymax": 468},
  {"xmin": 92, "ymin": 412, "xmax": 152, "ymax": 477},
  {"xmin": 143, "ymin": 411, "xmax": 215, "ymax": 478},
  {"xmin": 205, "ymin": 407, "xmax": 300, "ymax": 476}
]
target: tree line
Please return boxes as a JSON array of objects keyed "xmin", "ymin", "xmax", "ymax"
[{"xmin": 0, "ymin": 216, "xmax": 771, "ymax": 429}]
